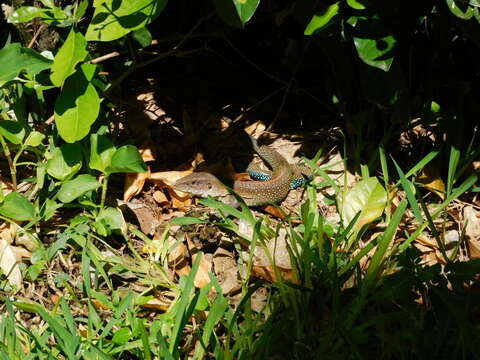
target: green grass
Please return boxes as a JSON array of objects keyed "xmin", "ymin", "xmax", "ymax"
[{"xmin": 0, "ymin": 147, "xmax": 479, "ymax": 359}]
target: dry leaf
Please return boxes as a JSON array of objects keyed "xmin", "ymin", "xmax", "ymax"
[
  {"xmin": 124, "ymin": 169, "xmax": 150, "ymax": 201},
  {"xmin": 192, "ymin": 253, "xmax": 212, "ymax": 288},
  {"xmin": 263, "ymin": 205, "xmax": 285, "ymax": 218},
  {"xmin": 0, "ymin": 239, "xmax": 22, "ymax": 287},
  {"xmin": 91, "ymin": 299, "xmax": 110, "ymax": 310},
  {"xmin": 167, "ymin": 187, "xmax": 193, "ymax": 208},
  {"xmin": 11, "ymin": 246, "xmax": 31, "ymax": 261},
  {"xmin": 464, "ymin": 206, "xmax": 480, "ymax": 259},
  {"xmin": 149, "ymin": 170, "xmax": 193, "ymax": 186},
  {"xmin": 417, "ymin": 164, "xmax": 445, "ymax": 200},
  {"xmin": 139, "ymin": 146, "xmax": 156, "ymax": 162},
  {"xmin": 252, "ymin": 265, "xmax": 296, "ymax": 283},
  {"xmin": 140, "ymin": 297, "xmax": 171, "ymax": 311},
  {"xmin": 244, "ymin": 121, "xmax": 266, "ymax": 137},
  {"xmin": 153, "ymin": 190, "xmax": 169, "ymax": 205},
  {"xmin": 168, "ymin": 242, "xmax": 187, "ymax": 267}
]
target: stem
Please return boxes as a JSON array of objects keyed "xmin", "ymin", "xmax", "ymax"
[
  {"xmin": 0, "ymin": 135, "xmax": 17, "ymax": 191},
  {"xmin": 100, "ymin": 174, "xmax": 109, "ymax": 208}
]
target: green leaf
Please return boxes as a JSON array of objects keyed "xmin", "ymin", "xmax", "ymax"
[
  {"xmin": 54, "ymin": 63, "xmax": 100, "ymax": 143},
  {"xmin": 446, "ymin": 0, "xmax": 474, "ymax": 19},
  {"xmin": 0, "ymin": 43, "xmax": 53, "ymax": 83},
  {"xmin": 353, "ymin": 34, "xmax": 396, "ymax": 71},
  {"xmin": 347, "ymin": 0, "xmax": 367, "ymax": 10},
  {"xmin": 339, "ymin": 176, "xmax": 387, "ymax": 234},
  {"xmin": 42, "ymin": 199, "xmax": 62, "ymax": 221},
  {"xmin": 58, "ymin": 174, "xmax": 100, "ymax": 203},
  {"xmin": 50, "ymin": 28, "xmax": 88, "ymax": 86},
  {"xmin": 112, "ymin": 327, "xmax": 131, "ymax": 344},
  {"xmin": 132, "ymin": 27, "xmax": 153, "ymax": 47},
  {"xmin": 7, "ymin": 6, "xmax": 46, "ymax": 23},
  {"xmin": 24, "ymin": 131, "xmax": 45, "ymax": 147},
  {"xmin": 0, "ymin": 192, "xmax": 35, "ymax": 221},
  {"xmin": 214, "ymin": 0, "xmax": 260, "ymax": 28},
  {"xmin": 75, "ymin": 0, "xmax": 89, "ymax": 22},
  {"xmin": 106, "ymin": 145, "xmax": 147, "ymax": 174},
  {"xmin": 96, "ymin": 207, "xmax": 126, "ymax": 233},
  {"xmin": 170, "ymin": 217, "xmax": 207, "ymax": 225},
  {"xmin": 89, "ymin": 134, "xmax": 116, "ymax": 173},
  {"xmin": 304, "ymin": 2, "xmax": 340, "ymax": 35},
  {"xmin": 86, "ymin": 0, "xmax": 168, "ymax": 41},
  {"xmin": 46, "ymin": 143, "xmax": 83, "ymax": 180},
  {"xmin": 0, "ymin": 120, "xmax": 25, "ymax": 144}
]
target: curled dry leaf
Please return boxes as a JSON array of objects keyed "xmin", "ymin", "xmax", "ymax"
[
  {"xmin": 167, "ymin": 187, "xmax": 192, "ymax": 208},
  {"xmin": 464, "ymin": 205, "xmax": 480, "ymax": 259},
  {"xmin": 139, "ymin": 146, "xmax": 155, "ymax": 162},
  {"xmin": 149, "ymin": 170, "xmax": 193, "ymax": 187},
  {"xmin": 244, "ymin": 120, "xmax": 266, "ymax": 137},
  {"xmin": 0, "ymin": 239, "xmax": 22, "ymax": 287},
  {"xmin": 124, "ymin": 169, "xmax": 150, "ymax": 201},
  {"xmin": 140, "ymin": 297, "xmax": 171, "ymax": 312},
  {"xmin": 153, "ymin": 190, "xmax": 169, "ymax": 205},
  {"xmin": 417, "ymin": 164, "xmax": 445, "ymax": 200}
]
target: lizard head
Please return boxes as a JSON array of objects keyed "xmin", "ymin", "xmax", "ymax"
[{"xmin": 172, "ymin": 172, "xmax": 229, "ymax": 198}]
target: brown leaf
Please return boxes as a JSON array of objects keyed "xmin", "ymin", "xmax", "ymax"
[
  {"xmin": 192, "ymin": 253, "xmax": 212, "ymax": 288},
  {"xmin": 0, "ymin": 239, "xmax": 22, "ymax": 287},
  {"xmin": 252, "ymin": 265, "xmax": 296, "ymax": 283},
  {"xmin": 139, "ymin": 145, "xmax": 156, "ymax": 162},
  {"xmin": 417, "ymin": 164, "xmax": 445, "ymax": 200},
  {"xmin": 149, "ymin": 170, "xmax": 193, "ymax": 186},
  {"xmin": 140, "ymin": 298, "xmax": 171, "ymax": 312},
  {"xmin": 263, "ymin": 205, "xmax": 285, "ymax": 219},
  {"xmin": 244, "ymin": 121, "xmax": 266, "ymax": 137},
  {"xmin": 153, "ymin": 190, "xmax": 169, "ymax": 205},
  {"xmin": 464, "ymin": 206, "xmax": 480, "ymax": 259},
  {"xmin": 124, "ymin": 169, "xmax": 150, "ymax": 201}
]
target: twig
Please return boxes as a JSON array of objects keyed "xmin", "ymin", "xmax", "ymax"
[
  {"xmin": 88, "ymin": 51, "xmax": 122, "ymax": 64},
  {"xmin": 27, "ymin": 23, "xmax": 47, "ymax": 49}
]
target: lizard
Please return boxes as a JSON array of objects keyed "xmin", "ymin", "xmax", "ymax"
[{"xmin": 173, "ymin": 136, "xmax": 312, "ymax": 207}]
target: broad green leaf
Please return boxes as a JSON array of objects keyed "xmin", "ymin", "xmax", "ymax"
[
  {"xmin": 214, "ymin": 0, "xmax": 260, "ymax": 28},
  {"xmin": 0, "ymin": 120, "xmax": 25, "ymax": 144},
  {"xmin": 353, "ymin": 35, "xmax": 396, "ymax": 71},
  {"xmin": 112, "ymin": 328, "xmax": 131, "ymax": 344},
  {"xmin": 50, "ymin": 28, "xmax": 88, "ymax": 86},
  {"xmin": 446, "ymin": 0, "xmax": 474, "ymax": 19},
  {"xmin": 96, "ymin": 207, "xmax": 126, "ymax": 234},
  {"xmin": 46, "ymin": 143, "xmax": 83, "ymax": 180},
  {"xmin": 132, "ymin": 27, "xmax": 153, "ymax": 47},
  {"xmin": 347, "ymin": 0, "xmax": 367, "ymax": 10},
  {"xmin": 42, "ymin": 199, "xmax": 62, "ymax": 221},
  {"xmin": 339, "ymin": 177, "xmax": 387, "ymax": 233},
  {"xmin": 304, "ymin": 2, "xmax": 340, "ymax": 35},
  {"xmin": 0, "ymin": 192, "xmax": 35, "ymax": 221},
  {"xmin": 7, "ymin": 6, "xmax": 46, "ymax": 23},
  {"xmin": 54, "ymin": 63, "xmax": 100, "ymax": 143},
  {"xmin": 58, "ymin": 174, "xmax": 100, "ymax": 203},
  {"xmin": 0, "ymin": 43, "xmax": 52, "ymax": 83},
  {"xmin": 74, "ymin": 0, "xmax": 89, "ymax": 22},
  {"xmin": 89, "ymin": 134, "xmax": 116, "ymax": 173},
  {"xmin": 85, "ymin": 0, "xmax": 168, "ymax": 41},
  {"xmin": 106, "ymin": 145, "xmax": 147, "ymax": 174},
  {"xmin": 24, "ymin": 131, "xmax": 45, "ymax": 147}
]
